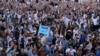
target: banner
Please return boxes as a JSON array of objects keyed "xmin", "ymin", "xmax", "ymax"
[{"xmin": 38, "ymin": 24, "xmax": 50, "ymax": 35}]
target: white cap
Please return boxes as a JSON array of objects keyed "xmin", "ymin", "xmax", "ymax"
[
  {"xmin": 68, "ymin": 30, "xmax": 71, "ymax": 32},
  {"xmin": 88, "ymin": 34, "xmax": 91, "ymax": 37},
  {"xmin": 27, "ymin": 37, "xmax": 32, "ymax": 39},
  {"xmin": 59, "ymin": 35, "xmax": 63, "ymax": 38}
]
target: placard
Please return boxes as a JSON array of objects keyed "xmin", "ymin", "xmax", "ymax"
[{"xmin": 38, "ymin": 24, "xmax": 50, "ymax": 35}]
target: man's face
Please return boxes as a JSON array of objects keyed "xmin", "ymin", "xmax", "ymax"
[
  {"xmin": 27, "ymin": 45, "xmax": 30, "ymax": 49},
  {"xmin": 20, "ymin": 49, "xmax": 24, "ymax": 53},
  {"xmin": 11, "ymin": 41, "xmax": 15, "ymax": 47},
  {"xmin": 51, "ymin": 45, "xmax": 55, "ymax": 49},
  {"xmin": 75, "ymin": 34, "xmax": 78, "ymax": 37},
  {"xmin": 70, "ymin": 46, "xmax": 73, "ymax": 49}
]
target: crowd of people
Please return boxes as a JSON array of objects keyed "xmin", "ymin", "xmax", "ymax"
[{"xmin": 0, "ymin": 0, "xmax": 100, "ymax": 56}]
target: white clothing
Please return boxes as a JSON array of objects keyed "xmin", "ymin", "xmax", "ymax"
[
  {"xmin": 6, "ymin": 47, "xmax": 16, "ymax": 56},
  {"xmin": 65, "ymin": 48, "xmax": 76, "ymax": 56},
  {"xmin": 85, "ymin": 43, "xmax": 92, "ymax": 51},
  {"xmin": 18, "ymin": 35, "xmax": 28, "ymax": 48},
  {"xmin": 63, "ymin": 16, "xmax": 71, "ymax": 26},
  {"xmin": 73, "ymin": 29, "xmax": 78, "ymax": 35},
  {"xmin": 17, "ymin": 14, "xmax": 21, "ymax": 19},
  {"xmin": 28, "ymin": 24, "xmax": 33, "ymax": 32},
  {"xmin": 97, "ymin": 0, "xmax": 100, "ymax": 2},
  {"xmin": 7, "ymin": 36, "xmax": 12, "ymax": 47},
  {"xmin": 42, "ymin": 14, "xmax": 47, "ymax": 19},
  {"xmin": 73, "ymin": 29, "xmax": 79, "ymax": 39},
  {"xmin": 82, "ymin": 14, "xmax": 87, "ymax": 19},
  {"xmin": 92, "ymin": 17, "xmax": 99, "ymax": 25},
  {"xmin": 25, "ymin": 0, "xmax": 31, "ymax": 5},
  {"xmin": 41, "ymin": 36, "xmax": 47, "ymax": 46},
  {"xmin": 34, "ymin": 13, "xmax": 38, "ymax": 20}
]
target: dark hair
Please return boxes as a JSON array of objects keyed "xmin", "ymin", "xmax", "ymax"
[
  {"xmin": 26, "ymin": 44, "xmax": 31, "ymax": 47},
  {"xmin": 9, "ymin": 40, "xmax": 15, "ymax": 46},
  {"xmin": 0, "ymin": 26, "xmax": 5, "ymax": 31}
]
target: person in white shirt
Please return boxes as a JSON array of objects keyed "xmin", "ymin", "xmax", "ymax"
[
  {"xmin": 40, "ymin": 35, "xmax": 47, "ymax": 46},
  {"xmin": 34, "ymin": 11, "xmax": 39, "ymax": 24},
  {"xmin": 85, "ymin": 41, "xmax": 92, "ymax": 51},
  {"xmin": 82, "ymin": 13, "xmax": 87, "ymax": 19},
  {"xmin": 7, "ymin": 34, "xmax": 12, "ymax": 47},
  {"xmin": 25, "ymin": 0, "xmax": 31, "ymax": 5},
  {"xmin": 34, "ymin": 11, "xmax": 38, "ymax": 20},
  {"xmin": 91, "ymin": 15, "xmax": 99, "ymax": 26},
  {"xmin": 91, "ymin": 14, "xmax": 99, "ymax": 31},
  {"xmin": 65, "ymin": 45, "xmax": 76, "ymax": 56},
  {"xmin": 73, "ymin": 27, "xmax": 79, "ymax": 38},
  {"xmin": 6, "ymin": 41, "xmax": 16, "ymax": 56},
  {"xmin": 62, "ymin": 15, "xmax": 71, "ymax": 26},
  {"xmin": 97, "ymin": 0, "xmax": 100, "ymax": 3}
]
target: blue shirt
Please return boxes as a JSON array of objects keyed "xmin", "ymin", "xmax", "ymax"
[
  {"xmin": 80, "ymin": 33, "xmax": 87, "ymax": 44},
  {"xmin": 96, "ymin": 50, "xmax": 100, "ymax": 56},
  {"xmin": 45, "ymin": 44, "xmax": 51, "ymax": 54},
  {"xmin": 46, "ymin": 36, "xmax": 53, "ymax": 42}
]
